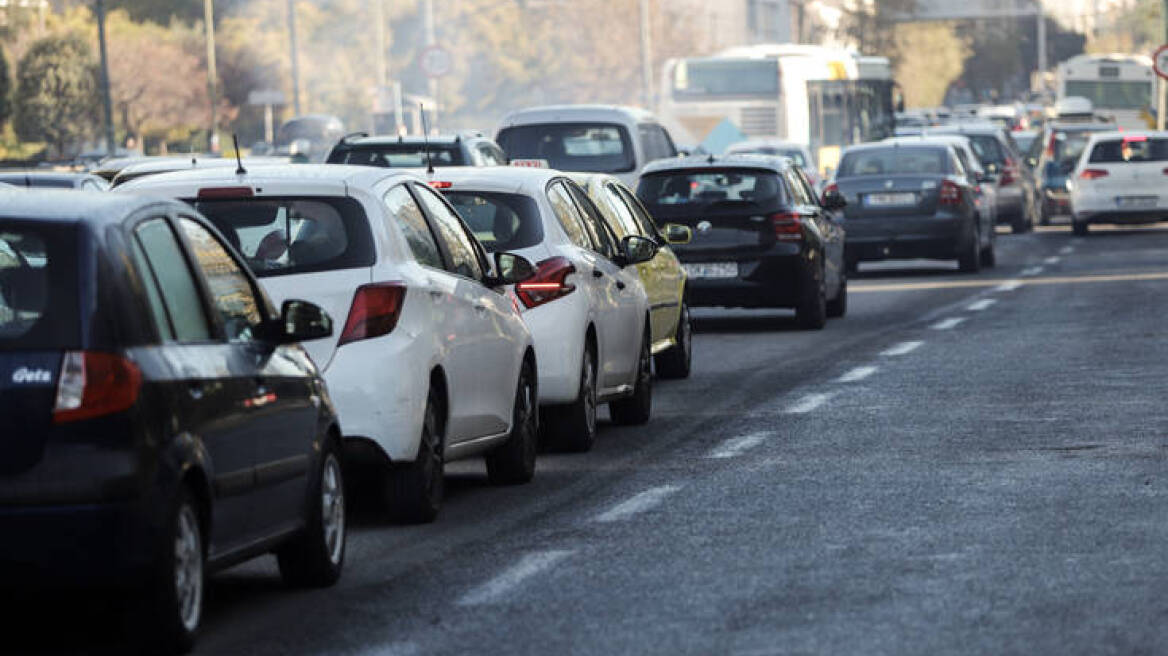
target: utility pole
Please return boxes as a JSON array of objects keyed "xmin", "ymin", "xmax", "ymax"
[
  {"xmin": 204, "ymin": 0, "xmax": 219, "ymax": 153},
  {"xmin": 374, "ymin": 0, "xmax": 387, "ymax": 133},
  {"xmin": 639, "ymin": 0, "xmax": 653, "ymax": 110},
  {"xmin": 1036, "ymin": 2, "xmax": 1046, "ymax": 77},
  {"xmin": 95, "ymin": 0, "xmax": 115, "ymax": 156},
  {"xmin": 1160, "ymin": 0, "xmax": 1168, "ymax": 130},
  {"xmin": 423, "ymin": 0, "xmax": 436, "ymax": 130},
  {"xmin": 288, "ymin": 0, "xmax": 302, "ymax": 115}
]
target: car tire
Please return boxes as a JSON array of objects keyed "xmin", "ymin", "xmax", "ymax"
[
  {"xmin": 654, "ymin": 302, "xmax": 692, "ymax": 379},
  {"xmin": 958, "ymin": 227, "xmax": 981, "ymax": 273},
  {"xmin": 485, "ymin": 360, "xmax": 538, "ymax": 485},
  {"xmin": 610, "ymin": 330, "xmax": 652, "ymax": 425},
  {"xmin": 386, "ymin": 387, "xmax": 444, "ymax": 523},
  {"xmin": 145, "ymin": 486, "xmax": 204, "ymax": 654},
  {"xmin": 1072, "ymin": 219, "xmax": 1089, "ymax": 236},
  {"xmin": 980, "ymin": 241, "xmax": 996, "ymax": 268},
  {"xmin": 277, "ymin": 439, "xmax": 346, "ymax": 587},
  {"xmin": 796, "ymin": 264, "xmax": 827, "ymax": 330},
  {"xmin": 826, "ymin": 273, "xmax": 847, "ymax": 318},
  {"xmin": 547, "ymin": 340, "xmax": 598, "ymax": 453},
  {"xmin": 1039, "ymin": 201, "xmax": 1051, "ymax": 226}
]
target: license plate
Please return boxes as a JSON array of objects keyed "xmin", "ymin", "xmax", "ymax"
[
  {"xmin": 1116, "ymin": 196, "xmax": 1157, "ymax": 209},
  {"xmin": 683, "ymin": 262, "xmax": 738, "ymax": 279},
  {"xmin": 865, "ymin": 192, "xmax": 916, "ymax": 207}
]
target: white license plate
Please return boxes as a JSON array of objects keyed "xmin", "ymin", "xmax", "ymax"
[
  {"xmin": 1116, "ymin": 196, "xmax": 1157, "ymax": 209},
  {"xmin": 865, "ymin": 192, "xmax": 916, "ymax": 207},
  {"xmin": 683, "ymin": 262, "xmax": 738, "ymax": 279}
]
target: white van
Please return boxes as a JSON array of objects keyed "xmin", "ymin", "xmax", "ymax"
[{"xmin": 496, "ymin": 105, "xmax": 678, "ymax": 188}]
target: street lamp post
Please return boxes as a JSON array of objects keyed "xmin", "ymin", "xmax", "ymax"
[
  {"xmin": 288, "ymin": 0, "xmax": 302, "ymax": 115},
  {"xmin": 95, "ymin": 0, "xmax": 116, "ymax": 156},
  {"xmin": 204, "ymin": 0, "xmax": 220, "ymax": 153}
]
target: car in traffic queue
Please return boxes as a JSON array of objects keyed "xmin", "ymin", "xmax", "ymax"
[
  {"xmin": 119, "ymin": 165, "xmax": 541, "ymax": 523},
  {"xmin": 0, "ymin": 190, "xmax": 346, "ymax": 653},
  {"xmin": 567, "ymin": 172, "xmax": 694, "ymax": 378},
  {"xmin": 637, "ymin": 154, "xmax": 847, "ymax": 329},
  {"xmin": 1068, "ymin": 131, "xmax": 1168, "ymax": 235},
  {"xmin": 327, "ymin": 132, "xmax": 509, "ymax": 168},
  {"xmin": 1024, "ymin": 121, "xmax": 1115, "ymax": 224},
  {"xmin": 425, "ymin": 166, "xmax": 658, "ymax": 452},
  {"xmin": 828, "ymin": 142, "xmax": 987, "ymax": 273},
  {"xmin": 928, "ymin": 123, "xmax": 1039, "ymax": 233},
  {"xmin": 0, "ymin": 170, "xmax": 110, "ymax": 191},
  {"xmin": 724, "ymin": 140, "xmax": 821, "ymax": 189},
  {"xmin": 110, "ymin": 156, "xmax": 293, "ymax": 188}
]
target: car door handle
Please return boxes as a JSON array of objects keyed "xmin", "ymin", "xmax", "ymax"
[
  {"xmin": 592, "ymin": 269, "xmax": 604, "ymax": 278},
  {"xmin": 428, "ymin": 289, "xmax": 443, "ymax": 300}
]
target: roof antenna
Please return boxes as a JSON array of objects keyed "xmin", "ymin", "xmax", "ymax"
[
  {"xmin": 420, "ymin": 103, "xmax": 435, "ymax": 175},
  {"xmin": 232, "ymin": 134, "xmax": 247, "ymax": 175}
]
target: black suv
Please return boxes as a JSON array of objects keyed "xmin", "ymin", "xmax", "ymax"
[
  {"xmin": 327, "ymin": 132, "xmax": 508, "ymax": 168},
  {"xmin": 0, "ymin": 190, "xmax": 346, "ymax": 653}
]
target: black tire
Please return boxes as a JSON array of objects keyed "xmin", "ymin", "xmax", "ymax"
[
  {"xmin": 1072, "ymin": 219, "xmax": 1089, "ymax": 236},
  {"xmin": 610, "ymin": 330, "xmax": 652, "ymax": 425},
  {"xmin": 486, "ymin": 361, "xmax": 538, "ymax": 485},
  {"xmin": 1039, "ymin": 201, "xmax": 1051, "ymax": 226},
  {"xmin": 278, "ymin": 438, "xmax": 346, "ymax": 587},
  {"xmin": 826, "ymin": 273, "xmax": 847, "ymax": 318},
  {"xmin": 958, "ymin": 227, "xmax": 981, "ymax": 273},
  {"xmin": 386, "ymin": 387, "xmax": 444, "ymax": 523},
  {"xmin": 144, "ymin": 486, "xmax": 204, "ymax": 654},
  {"xmin": 546, "ymin": 340, "xmax": 598, "ymax": 453},
  {"xmin": 795, "ymin": 264, "xmax": 827, "ymax": 330},
  {"xmin": 980, "ymin": 241, "xmax": 996, "ymax": 268},
  {"xmin": 654, "ymin": 302, "xmax": 692, "ymax": 379}
]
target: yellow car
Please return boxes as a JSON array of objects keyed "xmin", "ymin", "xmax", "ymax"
[{"xmin": 569, "ymin": 173, "xmax": 694, "ymax": 378}]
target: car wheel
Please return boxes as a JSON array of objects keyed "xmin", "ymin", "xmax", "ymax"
[
  {"xmin": 486, "ymin": 360, "xmax": 538, "ymax": 485},
  {"xmin": 1039, "ymin": 201, "xmax": 1051, "ymax": 226},
  {"xmin": 145, "ymin": 486, "xmax": 203, "ymax": 654},
  {"xmin": 610, "ymin": 329, "xmax": 652, "ymax": 425},
  {"xmin": 958, "ymin": 226, "xmax": 981, "ymax": 273},
  {"xmin": 547, "ymin": 340, "xmax": 598, "ymax": 452},
  {"xmin": 277, "ymin": 439, "xmax": 346, "ymax": 587},
  {"xmin": 654, "ymin": 302, "xmax": 692, "ymax": 379},
  {"xmin": 795, "ymin": 263, "xmax": 827, "ymax": 330},
  {"xmin": 826, "ymin": 272, "xmax": 847, "ymax": 318},
  {"xmin": 1072, "ymin": 219, "xmax": 1089, "ymax": 236},
  {"xmin": 386, "ymin": 387, "xmax": 444, "ymax": 523},
  {"xmin": 980, "ymin": 241, "xmax": 996, "ymax": 268}
]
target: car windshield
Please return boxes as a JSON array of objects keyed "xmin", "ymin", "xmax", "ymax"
[
  {"xmin": 443, "ymin": 191, "xmax": 544, "ymax": 253},
  {"xmin": 637, "ymin": 169, "xmax": 786, "ymax": 210},
  {"xmin": 192, "ymin": 197, "xmax": 375, "ymax": 277},
  {"xmin": 1087, "ymin": 137, "xmax": 1168, "ymax": 163},
  {"xmin": 837, "ymin": 147, "xmax": 949, "ymax": 177},
  {"xmin": 328, "ymin": 145, "xmax": 463, "ymax": 167},
  {"xmin": 0, "ymin": 222, "xmax": 78, "ymax": 350},
  {"xmin": 497, "ymin": 123, "xmax": 635, "ymax": 173}
]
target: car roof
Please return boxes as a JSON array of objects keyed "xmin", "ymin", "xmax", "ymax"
[
  {"xmin": 116, "ymin": 163, "xmax": 420, "ymax": 194},
  {"xmin": 885, "ymin": 135, "xmax": 971, "ymax": 148},
  {"xmin": 1082, "ymin": 130, "xmax": 1168, "ymax": 142},
  {"xmin": 338, "ymin": 133, "xmax": 490, "ymax": 147},
  {"xmin": 725, "ymin": 139, "xmax": 810, "ymax": 152},
  {"xmin": 499, "ymin": 104, "xmax": 659, "ymax": 127},
  {"xmin": 0, "ymin": 171, "xmax": 103, "ymax": 185},
  {"xmin": 640, "ymin": 154, "xmax": 792, "ymax": 175},
  {"xmin": 417, "ymin": 166, "xmax": 569, "ymax": 195},
  {"xmin": 927, "ymin": 123, "xmax": 1005, "ymax": 136},
  {"xmin": 116, "ymin": 156, "xmax": 291, "ymax": 177},
  {"xmin": 0, "ymin": 188, "xmax": 175, "ymax": 224},
  {"xmin": 842, "ymin": 141, "xmax": 952, "ymax": 155}
]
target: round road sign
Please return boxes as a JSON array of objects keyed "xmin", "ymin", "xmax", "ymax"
[
  {"xmin": 420, "ymin": 45, "xmax": 453, "ymax": 79},
  {"xmin": 1154, "ymin": 44, "xmax": 1168, "ymax": 80}
]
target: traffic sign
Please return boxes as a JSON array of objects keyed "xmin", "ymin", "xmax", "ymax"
[
  {"xmin": 1154, "ymin": 45, "xmax": 1168, "ymax": 80},
  {"xmin": 420, "ymin": 45, "xmax": 453, "ymax": 79}
]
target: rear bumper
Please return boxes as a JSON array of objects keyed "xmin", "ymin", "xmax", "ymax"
[
  {"xmin": 522, "ymin": 297, "xmax": 589, "ymax": 405},
  {"xmin": 843, "ymin": 215, "xmax": 968, "ymax": 262},
  {"xmin": 996, "ymin": 187, "xmax": 1025, "ymax": 222},
  {"xmin": 682, "ymin": 251, "xmax": 809, "ymax": 309},
  {"xmin": 1073, "ymin": 208, "xmax": 1168, "ymax": 225}
]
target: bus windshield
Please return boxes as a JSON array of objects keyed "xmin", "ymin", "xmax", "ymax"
[
  {"xmin": 672, "ymin": 59, "xmax": 779, "ymax": 98},
  {"xmin": 1064, "ymin": 81, "xmax": 1152, "ymax": 110}
]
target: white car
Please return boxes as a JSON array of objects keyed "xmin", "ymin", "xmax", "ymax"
[
  {"xmin": 120, "ymin": 165, "xmax": 540, "ymax": 523},
  {"xmin": 1069, "ymin": 131, "xmax": 1168, "ymax": 235},
  {"xmin": 426, "ymin": 167, "xmax": 657, "ymax": 452}
]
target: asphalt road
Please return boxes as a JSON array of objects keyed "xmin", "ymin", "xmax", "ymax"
[{"xmin": 9, "ymin": 222, "xmax": 1168, "ymax": 655}]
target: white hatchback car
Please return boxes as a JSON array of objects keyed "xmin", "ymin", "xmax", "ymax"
[
  {"xmin": 120, "ymin": 165, "xmax": 539, "ymax": 523},
  {"xmin": 1069, "ymin": 131, "xmax": 1168, "ymax": 235},
  {"xmin": 426, "ymin": 167, "xmax": 657, "ymax": 452}
]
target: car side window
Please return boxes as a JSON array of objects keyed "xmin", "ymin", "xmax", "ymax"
[
  {"xmin": 179, "ymin": 218, "xmax": 265, "ymax": 343},
  {"xmin": 547, "ymin": 181, "xmax": 593, "ymax": 249},
  {"xmin": 602, "ymin": 183, "xmax": 642, "ymax": 238},
  {"xmin": 478, "ymin": 145, "xmax": 502, "ymax": 166},
  {"xmin": 132, "ymin": 218, "xmax": 212, "ymax": 343},
  {"xmin": 566, "ymin": 183, "xmax": 617, "ymax": 259},
  {"xmin": 384, "ymin": 184, "xmax": 444, "ymax": 269},
  {"xmin": 615, "ymin": 186, "xmax": 663, "ymax": 239},
  {"xmin": 411, "ymin": 184, "xmax": 484, "ymax": 281},
  {"xmin": 792, "ymin": 168, "xmax": 822, "ymax": 208},
  {"xmin": 783, "ymin": 170, "xmax": 811, "ymax": 206}
]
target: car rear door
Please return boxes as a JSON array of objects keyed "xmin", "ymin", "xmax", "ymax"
[{"xmin": 789, "ymin": 167, "xmax": 844, "ymax": 290}]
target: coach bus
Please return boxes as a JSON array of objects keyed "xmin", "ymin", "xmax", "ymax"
[{"xmin": 1056, "ymin": 54, "xmax": 1157, "ymax": 130}]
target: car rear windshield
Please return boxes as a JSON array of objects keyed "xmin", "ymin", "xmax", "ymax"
[
  {"xmin": 443, "ymin": 191, "xmax": 544, "ymax": 253},
  {"xmin": 497, "ymin": 123, "xmax": 635, "ymax": 173},
  {"xmin": 837, "ymin": 147, "xmax": 950, "ymax": 177},
  {"xmin": 0, "ymin": 222, "xmax": 79, "ymax": 350},
  {"xmin": 328, "ymin": 145, "xmax": 464, "ymax": 167},
  {"xmin": 1088, "ymin": 137, "xmax": 1168, "ymax": 163},
  {"xmin": 637, "ymin": 169, "xmax": 787, "ymax": 211},
  {"xmin": 192, "ymin": 197, "xmax": 375, "ymax": 277},
  {"xmin": 728, "ymin": 147, "xmax": 808, "ymax": 167},
  {"xmin": 964, "ymin": 135, "xmax": 1007, "ymax": 166}
]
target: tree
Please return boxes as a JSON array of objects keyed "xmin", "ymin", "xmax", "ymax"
[
  {"xmin": 894, "ymin": 22, "xmax": 969, "ymax": 107},
  {"xmin": 0, "ymin": 47, "xmax": 12, "ymax": 128},
  {"xmin": 13, "ymin": 34, "xmax": 100, "ymax": 157}
]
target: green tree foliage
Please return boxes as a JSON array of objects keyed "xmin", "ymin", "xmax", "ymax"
[{"xmin": 13, "ymin": 34, "xmax": 100, "ymax": 157}]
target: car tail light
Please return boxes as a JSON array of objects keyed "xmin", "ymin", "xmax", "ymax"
[
  {"xmin": 339, "ymin": 283, "xmax": 407, "ymax": 346},
  {"xmin": 429, "ymin": 181, "xmax": 453, "ymax": 189},
  {"xmin": 1079, "ymin": 169, "xmax": 1109, "ymax": 180},
  {"xmin": 1162, "ymin": 168, "xmax": 1168, "ymax": 176},
  {"xmin": 771, "ymin": 212, "xmax": 804, "ymax": 241},
  {"xmin": 1045, "ymin": 133, "xmax": 1057, "ymax": 158},
  {"xmin": 196, "ymin": 186, "xmax": 254, "ymax": 199},
  {"xmin": 999, "ymin": 158, "xmax": 1018, "ymax": 186},
  {"xmin": 939, "ymin": 180, "xmax": 962, "ymax": 206},
  {"xmin": 820, "ymin": 182, "xmax": 839, "ymax": 206},
  {"xmin": 515, "ymin": 257, "xmax": 576, "ymax": 309},
  {"xmin": 53, "ymin": 351, "xmax": 142, "ymax": 424}
]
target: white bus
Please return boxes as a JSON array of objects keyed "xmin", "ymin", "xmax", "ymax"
[
  {"xmin": 1056, "ymin": 54, "xmax": 1157, "ymax": 131},
  {"xmin": 658, "ymin": 45, "xmax": 895, "ymax": 174}
]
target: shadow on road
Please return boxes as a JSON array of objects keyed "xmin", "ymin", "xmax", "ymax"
[{"xmin": 692, "ymin": 312, "xmax": 801, "ymax": 334}]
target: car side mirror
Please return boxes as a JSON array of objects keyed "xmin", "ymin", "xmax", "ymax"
[
  {"xmin": 617, "ymin": 235, "xmax": 658, "ymax": 267},
  {"xmin": 822, "ymin": 189, "xmax": 847, "ymax": 211},
  {"xmin": 488, "ymin": 251, "xmax": 536, "ymax": 287},
  {"xmin": 277, "ymin": 299, "xmax": 332, "ymax": 343},
  {"xmin": 662, "ymin": 223, "xmax": 692, "ymax": 245}
]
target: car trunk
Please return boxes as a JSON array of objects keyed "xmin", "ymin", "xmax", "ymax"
[
  {"xmin": 650, "ymin": 202, "xmax": 777, "ymax": 260},
  {"xmin": 1080, "ymin": 161, "xmax": 1166, "ymax": 202},
  {"xmin": 257, "ymin": 269, "xmax": 372, "ymax": 370},
  {"xmin": 837, "ymin": 175, "xmax": 944, "ymax": 220},
  {"xmin": 0, "ymin": 351, "xmax": 61, "ymax": 475}
]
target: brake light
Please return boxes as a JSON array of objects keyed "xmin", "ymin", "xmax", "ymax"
[
  {"xmin": 939, "ymin": 179, "xmax": 962, "ymax": 206},
  {"xmin": 771, "ymin": 212, "xmax": 804, "ymax": 241},
  {"xmin": 196, "ymin": 186, "xmax": 254, "ymax": 199},
  {"xmin": 820, "ymin": 182, "xmax": 839, "ymax": 206},
  {"xmin": 339, "ymin": 283, "xmax": 407, "ymax": 346},
  {"xmin": 1079, "ymin": 169, "xmax": 1109, "ymax": 180},
  {"xmin": 1045, "ymin": 133, "xmax": 1056, "ymax": 158},
  {"xmin": 429, "ymin": 181, "xmax": 452, "ymax": 189},
  {"xmin": 515, "ymin": 257, "xmax": 576, "ymax": 309},
  {"xmin": 999, "ymin": 158, "xmax": 1018, "ymax": 186},
  {"xmin": 53, "ymin": 351, "xmax": 142, "ymax": 423}
]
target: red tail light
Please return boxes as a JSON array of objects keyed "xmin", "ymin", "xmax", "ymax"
[
  {"xmin": 771, "ymin": 212, "xmax": 804, "ymax": 241},
  {"xmin": 429, "ymin": 181, "xmax": 453, "ymax": 189},
  {"xmin": 197, "ymin": 186, "xmax": 254, "ymax": 199},
  {"xmin": 1045, "ymin": 133, "xmax": 1056, "ymax": 158},
  {"xmin": 339, "ymin": 283, "xmax": 407, "ymax": 345},
  {"xmin": 820, "ymin": 182, "xmax": 839, "ymax": 206},
  {"xmin": 1079, "ymin": 169, "xmax": 1109, "ymax": 180},
  {"xmin": 53, "ymin": 351, "xmax": 142, "ymax": 424},
  {"xmin": 515, "ymin": 257, "xmax": 576, "ymax": 309},
  {"xmin": 999, "ymin": 158, "xmax": 1018, "ymax": 186},
  {"xmin": 939, "ymin": 180, "xmax": 962, "ymax": 206}
]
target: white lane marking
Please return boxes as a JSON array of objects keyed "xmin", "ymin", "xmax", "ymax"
[
  {"xmin": 967, "ymin": 299, "xmax": 997, "ymax": 312},
  {"xmin": 594, "ymin": 485, "xmax": 683, "ymax": 523},
  {"xmin": 457, "ymin": 550, "xmax": 574, "ymax": 606},
  {"xmin": 1044, "ymin": 256, "xmax": 1061, "ymax": 265},
  {"xmin": 1059, "ymin": 246, "xmax": 1074, "ymax": 255},
  {"xmin": 1021, "ymin": 266, "xmax": 1044, "ymax": 276},
  {"xmin": 708, "ymin": 432, "xmax": 771, "ymax": 459},
  {"xmin": 837, "ymin": 365, "xmax": 878, "ymax": 383},
  {"xmin": 931, "ymin": 317, "xmax": 966, "ymax": 331},
  {"xmin": 786, "ymin": 392, "xmax": 833, "ymax": 414},
  {"xmin": 995, "ymin": 280, "xmax": 1023, "ymax": 292},
  {"xmin": 881, "ymin": 340, "xmax": 923, "ymax": 356}
]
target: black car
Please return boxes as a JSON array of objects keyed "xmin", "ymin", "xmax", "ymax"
[
  {"xmin": 829, "ymin": 142, "xmax": 985, "ymax": 273},
  {"xmin": 327, "ymin": 132, "xmax": 508, "ymax": 168},
  {"xmin": 928, "ymin": 123, "xmax": 1039, "ymax": 233},
  {"xmin": 0, "ymin": 170, "xmax": 110, "ymax": 191},
  {"xmin": 0, "ymin": 190, "xmax": 346, "ymax": 653},
  {"xmin": 637, "ymin": 155, "xmax": 846, "ymax": 329}
]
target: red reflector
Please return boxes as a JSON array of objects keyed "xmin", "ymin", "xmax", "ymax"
[
  {"xmin": 196, "ymin": 186, "xmax": 254, "ymax": 199},
  {"xmin": 771, "ymin": 212, "xmax": 803, "ymax": 241},
  {"xmin": 339, "ymin": 283, "xmax": 407, "ymax": 346},
  {"xmin": 429, "ymin": 181, "xmax": 453, "ymax": 189},
  {"xmin": 515, "ymin": 257, "xmax": 576, "ymax": 309},
  {"xmin": 1079, "ymin": 169, "xmax": 1109, "ymax": 180},
  {"xmin": 53, "ymin": 351, "xmax": 142, "ymax": 424},
  {"xmin": 939, "ymin": 179, "xmax": 962, "ymax": 205}
]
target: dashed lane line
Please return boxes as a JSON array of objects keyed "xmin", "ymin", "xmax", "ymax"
[
  {"xmin": 786, "ymin": 393, "xmax": 834, "ymax": 414},
  {"xmin": 881, "ymin": 341, "xmax": 923, "ymax": 356},
  {"xmin": 1044, "ymin": 256, "xmax": 1061, "ymax": 265},
  {"xmin": 995, "ymin": 280, "xmax": 1023, "ymax": 292},
  {"xmin": 1059, "ymin": 246, "xmax": 1074, "ymax": 255},
  {"xmin": 1021, "ymin": 266, "xmax": 1045, "ymax": 276},
  {"xmin": 852, "ymin": 271, "xmax": 1168, "ymax": 293},
  {"xmin": 837, "ymin": 366, "xmax": 878, "ymax": 383},
  {"xmin": 931, "ymin": 317, "xmax": 966, "ymax": 331},
  {"xmin": 967, "ymin": 299, "xmax": 997, "ymax": 311},
  {"xmin": 708, "ymin": 432, "xmax": 771, "ymax": 459},
  {"xmin": 457, "ymin": 550, "xmax": 574, "ymax": 606},
  {"xmin": 594, "ymin": 485, "xmax": 683, "ymax": 523}
]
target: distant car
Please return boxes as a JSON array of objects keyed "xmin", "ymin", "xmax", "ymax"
[
  {"xmin": 0, "ymin": 190, "xmax": 345, "ymax": 652},
  {"xmin": 110, "ymin": 156, "xmax": 291, "ymax": 188},
  {"xmin": 327, "ymin": 133, "xmax": 508, "ymax": 168},
  {"xmin": 1069, "ymin": 131, "xmax": 1168, "ymax": 235},
  {"xmin": 829, "ymin": 142, "xmax": 987, "ymax": 273},
  {"xmin": 724, "ymin": 140, "xmax": 820, "ymax": 188},
  {"xmin": 0, "ymin": 171, "xmax": 109, "ymax": 191},
  {"xmin": 120, "ymin": 165, "xmax": 540, "ymax": 523},
  {"xmin": 638, "ymin": 154, "xmax": 846, "ymax": 329},
  {"xmin": 928, "ymin": 123, "xmax": 1039, "ymax": 233},
  {"xmin": 1025, "ymin": 122, "xmax": 1115, "ymax": 224},
  {"xmin": 496, "ymin": 105, "xmax": 679, "ymax": 188},
  {"xmin": 1012, "ymin": 129, "xmax": 1040, "ymax": 159}
]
